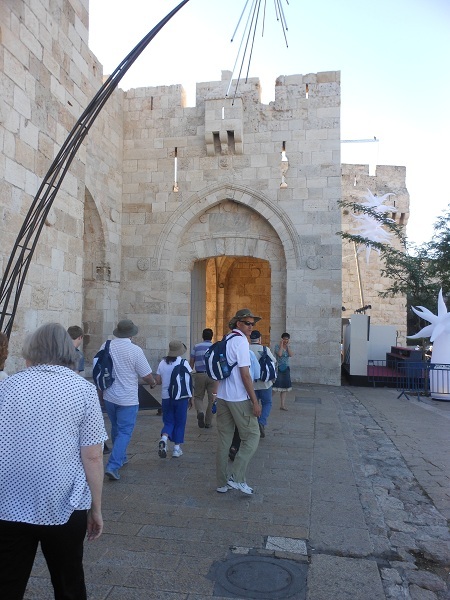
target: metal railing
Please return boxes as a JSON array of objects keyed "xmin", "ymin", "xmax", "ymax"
[{"xmin": 367, "ymin": 360, "xmax": 450, "ymax": 401}]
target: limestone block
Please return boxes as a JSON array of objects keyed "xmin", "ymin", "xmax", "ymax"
[
  {"xmin": 317, "ymin": 71, "xmax": 339, "ymax": 83},
  {"xmin": 317, "ymin": 106, "xmax": 340, "ymax": 119},
  {"xmin": 19, "ymin": 118, "xmax": 39, "ymax": 150},
  {"xmin": 13, "ymin": 85, "xmax": 31, "ymax": 119},
  {"xmin": 311, "ymin": 150, "xmax": 333, "ymax": 165},
  {"xmin": 305, "ymin": 129, "xmax": 328, "ymax": 140},
  {"xmin": 15, "ymin": 138, "xmax": 36, "ymax": 171},
  {"xmin": 4, "ymin": 50, "xmax": 28, "ymax": 91}
]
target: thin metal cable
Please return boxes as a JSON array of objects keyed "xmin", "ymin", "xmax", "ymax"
[{"xmin": 227, "ymin": 0, "xmax": 289, "ymax": 102}]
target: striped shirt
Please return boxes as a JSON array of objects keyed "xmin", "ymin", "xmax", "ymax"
[
  {"xmin": 100, "ymin": 338, "xmax": 152, "ymax": 406},
  {"xmin": 190, "ymin": 340, "xmax": 212, "ymax": 373}
]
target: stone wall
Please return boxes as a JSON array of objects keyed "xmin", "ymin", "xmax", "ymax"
[
  {"xmin": 0, "ymin": 0, "xmax": 123, "ymax": 371},
  {"xmin": 341, "ymin": 164, "xmax": 409, "ymax": 344},
  {"xmin": 119, "ymin": 71, "xmax": 343, "ymax": 385},
  {"xmin": 1, "ymin": 1, "xmax": 408, "ymax": 385}
]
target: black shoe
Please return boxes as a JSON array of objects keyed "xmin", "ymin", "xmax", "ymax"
[
  {"xmin": 197, "ymin": 412, "xmax": 205, "ymax": 428},
  {"xmin": 103, "ymin": 443, "xmax": 111, "ymax": 455},
  {"xmin": 259, "ymin": 423, "xmax": 265, "ymax": 438},
  {"xmin": 229, "ymin": 446, "xmax": 238, "ymax": 461},
  {"xmin": 158, "ymin": 439, "xmax": 167, "ymax": 459}
]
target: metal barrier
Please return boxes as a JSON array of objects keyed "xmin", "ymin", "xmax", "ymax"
[
  {"xmin": 427, "ymin": 363, "xmax": 450, "ymax": 401},
  {"xmin": 367, "ymin": 360, "xmax": 450, "ymax": 401}
]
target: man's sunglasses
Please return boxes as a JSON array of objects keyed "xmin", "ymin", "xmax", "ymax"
[{"xmin": 239, "ymin": 320, "xmax": 255, "ymax": 326}]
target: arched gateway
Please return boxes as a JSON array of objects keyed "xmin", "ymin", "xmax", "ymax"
[{"xmin": 152, "ymin": 183, "xmax": 298, "ymax": 350}]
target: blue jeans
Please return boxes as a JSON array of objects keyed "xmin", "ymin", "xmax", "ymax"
[
  {"xmin": 104, "ymin": 401, "xmax": 139, "ymax": 471},
  {"xmin": 256, "ymin": 387, "xmax": 273, "ymax": 426},
  {"xmin": 161, "ymin": 397, "xmax": 189, "ymax": 444}
]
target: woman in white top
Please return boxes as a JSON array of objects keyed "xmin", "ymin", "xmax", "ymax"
[
  {"xmin": 155, "ymin": 340, "xmax": 192, "ymax": 459},
  {"xmin": 0, "ymin": 323, "xmax": 107, "ymax": 599}
]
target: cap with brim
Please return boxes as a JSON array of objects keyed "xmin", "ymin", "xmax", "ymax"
[
  {"xmin": 250, "ymin": 330, "xmax": 261, "ymax": 340},
  {"xmin": 113, "ymin": 319, "xmax": 138, "ymax": 338},
  {"xmin": 167, "ymin": 340, "xmax": 187, "ymax": 357},
  {"xmin": 229, "ymin": 308, "xmax": 261, "ymax": 329}
]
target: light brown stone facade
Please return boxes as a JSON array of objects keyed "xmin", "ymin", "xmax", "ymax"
[
  {"xmin": 0, "ymin": 1, "xmax": 407, "ymax": 384},
  {"xmin": 341, "ymin": 164, "xmax": 409, "ymax": 345}
]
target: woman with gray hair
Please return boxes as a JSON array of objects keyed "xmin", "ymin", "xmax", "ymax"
[{"xmin": 0, "ymin": 322, "xmax": 107, "ymax": 599}]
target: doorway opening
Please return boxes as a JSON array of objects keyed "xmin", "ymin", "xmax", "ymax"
[{"xmin": 190, "ymin": 256, "xmax": 271, "ymax": 346}]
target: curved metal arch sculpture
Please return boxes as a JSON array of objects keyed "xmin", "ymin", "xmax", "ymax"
[{"xmin": 0, "ymin": 0, "xmax": 190, "ymax": 337}]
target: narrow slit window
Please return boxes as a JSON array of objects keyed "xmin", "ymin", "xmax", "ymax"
[
  {"xmin": 305, "ymin": 83, "xmax": 309, "ymax": 99},
  {"xmin": 213, "ymin": 132, "xmax": 221, "ymax": 154},
  {"xmin": 227, "ymin": 130, "xmax": 235, "ymax": 153}
]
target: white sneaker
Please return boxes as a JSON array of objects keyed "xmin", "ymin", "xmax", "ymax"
[
  {"xmin": 227, "ymin": 477, "xmax": 254, "ymax": 495},
  {"xmin": 172, "ymin": 447, "xmax": 183, "ymax": 458},
  {"xmin": 216, "ymin": 485, "xmax": 230, "ymax": 493}
]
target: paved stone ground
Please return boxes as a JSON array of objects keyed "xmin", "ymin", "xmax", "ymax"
[{"xmin": 24, "ymin": 384, "xmax": 450, "ymax": 599}]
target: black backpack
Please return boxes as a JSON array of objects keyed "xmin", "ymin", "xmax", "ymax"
[
  {"xmin": 92, "ymin": 340, "xmax": 115, "ymax": 391},
  {"xmin": 259, "ymin": 346, "xmax": 277, "ymax": 382},
  {"xmin": 168, "ymin": 359, "xmax": 193, "ymax": 400},
  {"xmin": 204, "ymin": 333, "xmax": 239, "ymax": 380}
]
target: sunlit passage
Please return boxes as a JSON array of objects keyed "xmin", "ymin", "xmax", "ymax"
[{"xmin": 190, "ymin": 257, "xmax": 271, "ymax": 346}]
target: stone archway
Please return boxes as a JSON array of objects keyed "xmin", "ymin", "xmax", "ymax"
[
  {"xmin": 154, "ymin": 182, "xmax": 301, "ymax": 271},
  {"xmin": 175, "ymin": 199, "xmax": 286, "ymax": 348}
]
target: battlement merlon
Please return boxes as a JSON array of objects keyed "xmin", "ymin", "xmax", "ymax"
[{"xmin": 124, "ymin": 70, "xmax": 341, "ymax": 112}]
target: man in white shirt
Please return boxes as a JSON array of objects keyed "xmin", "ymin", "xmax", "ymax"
[
  {"xmin": 97, "ymin": 319, "xmax": 156, "ymax": 481},
  {"xmin": 216, "ymin": 309, "xmax": 262, "ymax": 495}
]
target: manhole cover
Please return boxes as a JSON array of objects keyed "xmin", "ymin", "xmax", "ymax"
[{"xmin": 212, "ymin": 555, "xmax": 307, "ymax": 599}]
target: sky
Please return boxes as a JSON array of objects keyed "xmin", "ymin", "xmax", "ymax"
[{"xmin": 88, "ymin": 0, "xmax": 450, "ymax": 246}]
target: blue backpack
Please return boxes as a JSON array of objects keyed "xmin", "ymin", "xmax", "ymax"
[
  {"xmin": 168, "ymin": 359, "xmax": 193, "ymax": 400},
  {"xmin": 249, "ymin": 349, "xmax": 261, "ymax": 381},
  {"xmin": 204, "ymin": 333, "xmax": 239, "ymax": 380},
  {"xmin": 92, "ymin": 340, "xmax": 115, "ymax": 391},
  {"xmin": 258, "ymin": 346, "xmax": 277, "ymax": 382}
]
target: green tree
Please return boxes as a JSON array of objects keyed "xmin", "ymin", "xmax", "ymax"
[
  {"xmin": 426, "ymin": 203, "xmax": 450, "ymax": 295},
  {"xmin": 338, "ymin": 199, "xmax": 437, "ymax": 336}
]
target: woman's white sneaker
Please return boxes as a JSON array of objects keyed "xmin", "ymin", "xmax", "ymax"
[
  {"xmin": 227, "ymin": 477, "xmax": 254, "ymax": 495},
  {"xmin": 172, "ymin": 447, "xmax": 183, "ymax": 458}
]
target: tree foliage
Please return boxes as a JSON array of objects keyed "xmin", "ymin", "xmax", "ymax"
[
  {"xmin": 338, "ymin": 199, "xmax": 450, "ymax": 335},
  {"xmin": 426, "ymin": 204, "xmax": 450, "ymax": 295}
]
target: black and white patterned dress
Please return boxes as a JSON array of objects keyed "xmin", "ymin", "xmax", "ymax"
[{"xmin": 0, "ymin": 365, "xmax": 107, "ymax": 525}]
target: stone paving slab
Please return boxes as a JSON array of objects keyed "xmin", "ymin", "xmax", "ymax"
[
  {"xmin": 23, "ymin": 384, "xmax": 450, "ymax": 599},
  {"xmin": 307, "ymin": 555, "xmax": 386, "ymax": 600}
]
